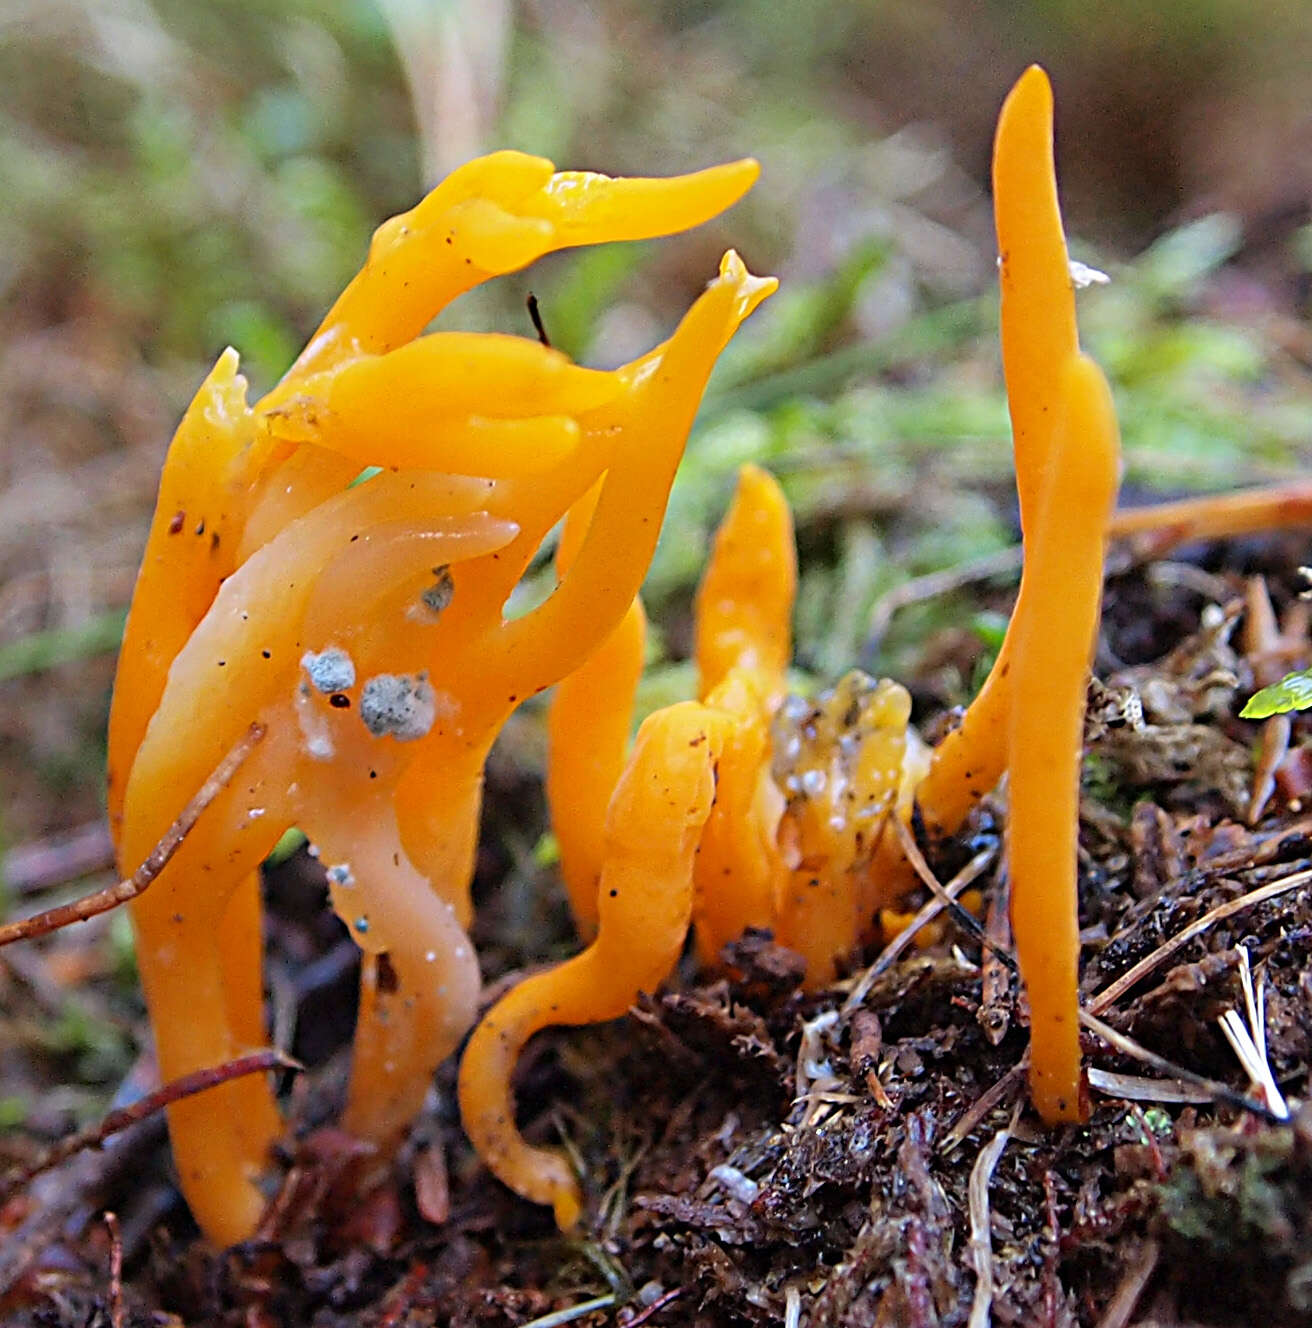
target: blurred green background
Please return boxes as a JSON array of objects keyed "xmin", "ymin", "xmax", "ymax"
[{"xmin": 3, "ymin": 0, "xmax": 1312, "ymax": 850}]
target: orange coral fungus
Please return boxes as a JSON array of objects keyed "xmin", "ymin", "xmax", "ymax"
[
  {"xmin": 546, "ymin": 483, "xmax": 647, "ymax": 940},
  {"xmin": 771, "ymin": 673, "xmax": 913, "ymax": 984},
  {"xmin": 917, "ymin": 64, "xmax": 1080, "ymax": 838},
  {"xmin": 1008, "ymin": 354, "xmax": 1119, "ymax": 1123},
  {"xmin": 688, "ymin": 467, "xmax": 918, "ymax": 985},
  {"xmin": 460, "ymin": 701, "xmax": 726, "ymax": 1228},
  {"xmin": 472, "ymin": 466, "xmax": 926, "ymax": 1225},
  {"xmin": 108, "ymin": 154, "xmax": 769, "ymax": 1246},
  {"xmin": 463, "ymin": 63, "xmax": 1129, "ymax": 1214},
  {"xmin": 691, "ymin": 464, "xmax": 794, "ymax": 965},
  {"xmin": 916, "ymin": 65, "xmax": 1120, "ymax": 1122}
]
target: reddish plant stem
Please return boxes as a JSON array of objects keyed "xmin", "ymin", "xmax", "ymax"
[
  {"xmin": 0, "ymin": 722, "xmax": 265, "ymax": 947},
  {"xmin": 1, "ymin": 1048, "xmax": 297, "ymax": 1196}
]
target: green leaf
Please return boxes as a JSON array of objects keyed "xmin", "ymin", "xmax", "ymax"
[{"xmin": 1240, "ymin": 669, "xmax": 1312, "ymax": 719}]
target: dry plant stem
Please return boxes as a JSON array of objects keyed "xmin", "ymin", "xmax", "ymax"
[
  {"xmin": 0, "ymin": 723, "xmax": 265, "ymax": 948},
  {"xmin": 623, "ymin": 1288, "xmax": 685, "ymax": 1328},
  {"xmin": 1079, "ymin": 1010, "xmax": 1279, "ymax": 1120},
  {"xmin": 862, "ymin": 546, "xmax": 1023, "ymax": 659},
  {"xmin": 104, "ymin": 1212, "xmax": 124, "ymax": 1328},
  {"xmin": 942, "ymin": 1062, "xmax": 1027, "ymax": 1156},
  {"xmin": 840, "ymin": 843, "xmax": 996, "ymax": 1016},
  {"xmin": 966, "ymin": 1105, "xmax": 1018, "ymax": 1328},
  {"xmin": 0, "ymin": 1051, "xmax": 167, "ymax": 1298},
  {"xmin": 1093, "ymin": 1239, "xmax": 1160, "ymax": 1328},
  {"xmin": 1086, "ymin": 1068, "xmax": 1212, "ymax": 1105},
  {"xmin": 1086, "ymin": 866, "xmax": 1312, "ymax": 1014},
  {"xmin": 0, "ymin": 1049, "xmax": 296, "ymax": 1197},
  {"xmin": 2, "ymin": 821, "xmax": 114, "ymax": 896},
  {"xmin": 517, "ymin": 1296, "xmax": 618, "ymax": 1328},
  {"xmin": 868, "ymin": 476, "xmax": 1312, "ymax": 672},
  {"xmin": 979, "ymin": 866, "xmax": 1013, "ymax": 1045}
]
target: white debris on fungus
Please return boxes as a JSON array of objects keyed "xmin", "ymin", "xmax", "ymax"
[
  {"xmin": 326, "ymin": 863, "xmax": 355, "ymax": 888},
  {"xmin": 360, "ymin": 672, "xmax": 437, "ymax": 741},
  {"xmin": 295, "ymin": 680, "xmax": 336, "ymax": 761},
  {"xmin": 300, "ymin": 647, "xmax": 356, "ymax": 694}
]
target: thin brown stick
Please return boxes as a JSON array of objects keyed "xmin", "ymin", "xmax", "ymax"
[
  {"xmin": 893, "ymin": 816, "xmax": 1014, "ymax": 971},
  {"xmin": 623, "ymin": 1287, "xmax": 685, "ymax": 1328},
  {"xmin": 1, "ymin": 1048, "xmax": 298, "ymax": 1196},
  {"xmin": 966, "ymin": 1104, "xmax": 1018, "ymax": 1328},
  {"xmin": 941, "ymin": 1062, "xmax": 1027, "ymax": 1156},
  {"xmin": 1094, "ymin": 1239, "xmax": 1159, "ymax": 1328},
  {"xmin": 979, "ymin": 865, "xmax": 1013, "ymax": 1045},
  {"xmin": 862, "ymin": 546, "xmax": 1024, "ymax": 657},
  {"xmin": 1087, "ymin": 866, "xmax": 1312, "ymax": 1014},
  {"xmin": 841, "ymin": 843, "xmax": 996, "ymax": 1016},
  {"xmin": 104, "ymin": 1211, "xmax": 124, "ymax": 1328},
  {"xmin": 0, "ymin": 722, "xmax": 266, "ymax": 947},
  {"xmin": 2, "ymin": 821, "xmax": 114, "ymax": 896}
]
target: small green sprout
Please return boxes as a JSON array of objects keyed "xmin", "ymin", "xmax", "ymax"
[{"xmin": 1240, "ymin": 669, "xmax": 1312, "ymax": 720}]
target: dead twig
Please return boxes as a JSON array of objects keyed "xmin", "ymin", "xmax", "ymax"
[
  {"xmin": 1, "ymin": 1047, "xmax": 298, "ymax": 1197},
  {"xmin": 862, "ymin": 480, "xmax": 1312, "ymax": 663},
  {"xmin": 1093, "ymin": 1239, "xmax": 1159, "ymax": 1328},
  {"xmin": 517, "ymin": 1295, "xmax": 617, "ymax": 1328},
  {"xmin": 893, "ymin": 816, "xmax": 1014, "ymax": 971},
  {"xmin": 1086, "ymin": 1068, "xmax": 1210, "ymax": 1105},
  {"xmin": 1080, "ymin": 1009, "xmax": 1281, "ymax": 1122},
  {"xmin": 0, "ymin": 1057, "xmax": 164, "ymax": 1298},
  {"xmin": 1216, "ymin": 945, "xmax": 1289, "ymax": 1119},
  {"xmin": 1087, "ymin": 866, "xmax": 1312, "ymax": 1014},
  {"xmin": 841, "ymin": 842, "xmax": 996, "ymax": 1016},
  {"xmin": 966, "ymin": 1105, "xmax": 1018, "ymax": 1328},
  {"xmin": 0, "ymin": 722, "xmax": 266, "ymax": 947},
  {"xmin": 941, "ymin": 1062, "xmax": 1027, "ymax": 1156},
  {"xmin": 978, "ymin": 865, "xmax": 1013, "ymax": 1045},
  {"xmin": 104, "ymin": 1210, "xmax": 124, "ymax": 1328},
  {"xmin": 861, "ymin": 546, "xmax": 1023, "ymax": 662},
  {"xmin": 1, "ymin": 820, "xmax": 114, "ymax": 895},
  {"xmin": 621, "ymin": 1287, "xmax": 683, "ymax": 1328}
]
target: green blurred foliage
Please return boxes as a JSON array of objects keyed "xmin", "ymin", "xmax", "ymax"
[
  {"xmin": 1241, "ymin": 670, "xmax": 1312, "ymax": 720},
  {"xmin": 3, "ymin": 0, "xmax": 1312, "ymax": 812}
]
